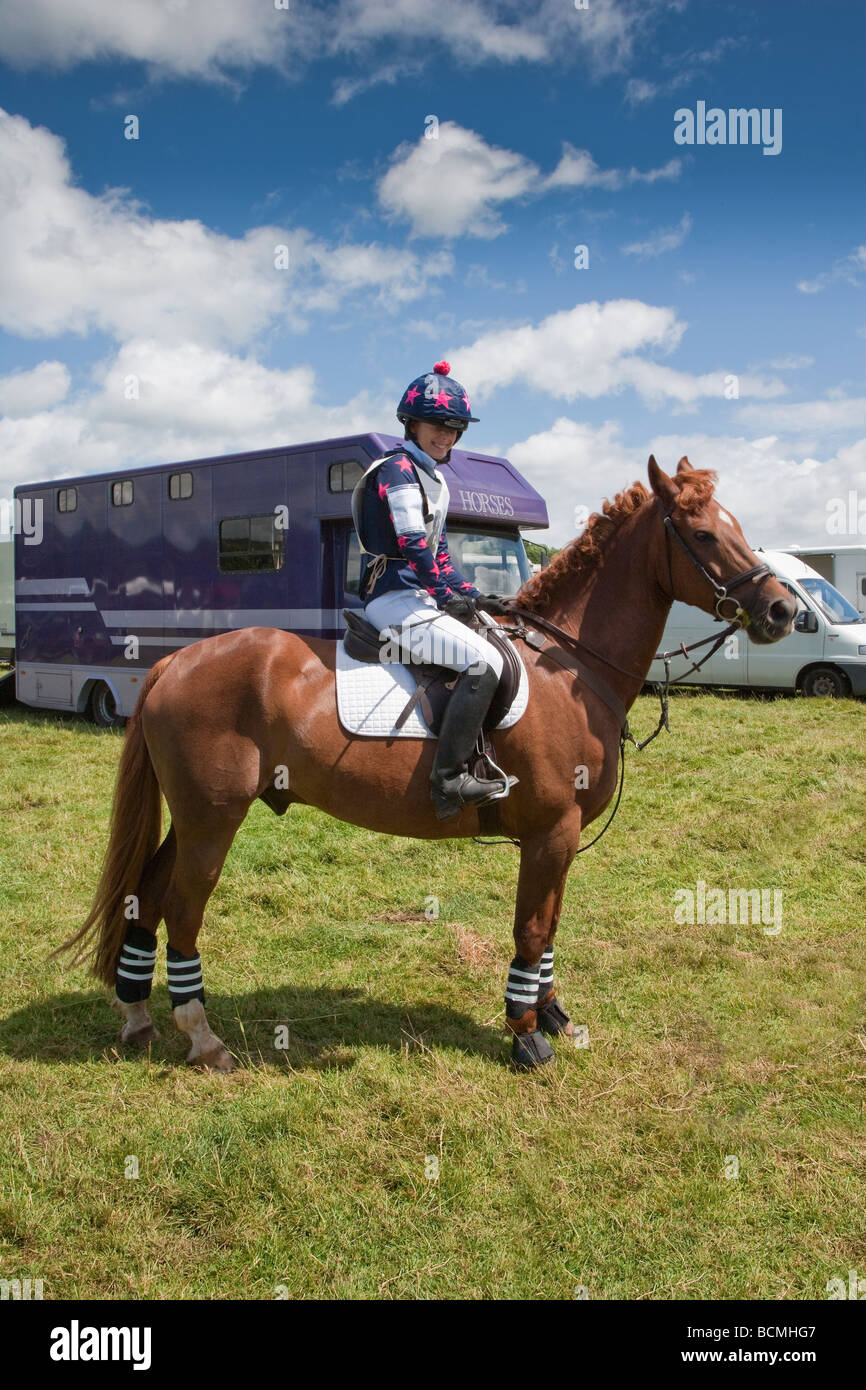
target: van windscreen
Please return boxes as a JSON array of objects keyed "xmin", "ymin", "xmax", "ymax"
[{"xmin": 799, "ymin": 576, "xmax": 861, "ymax": 624}]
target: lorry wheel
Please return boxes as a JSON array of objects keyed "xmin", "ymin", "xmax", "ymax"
[
  {"xmin": 88, "ymin": 681, "xmax": 125, "ymax": 728},
  {"xmin": 801, "ymin": 667, "xmax": 846, "ymax": 698},
  {"xmin": 0, "ymin": 669, "xmax": 16, "ymax": 706}
]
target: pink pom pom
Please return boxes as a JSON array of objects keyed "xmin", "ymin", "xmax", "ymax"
[{"xmin": 433, "ymin": 360, "xmax": 451, "ymax": 375}]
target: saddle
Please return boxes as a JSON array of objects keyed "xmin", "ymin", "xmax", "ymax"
[{"xmin": 341, "ymin": 607, "xmax": 523, "ymax": 735}]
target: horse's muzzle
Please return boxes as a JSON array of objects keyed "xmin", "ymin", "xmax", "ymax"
[{"xmin": 745, "ymin": 591, "xmax": 797, "ymax": 644}]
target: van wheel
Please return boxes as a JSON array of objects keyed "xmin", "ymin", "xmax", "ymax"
[
  {"xmin": 88, "ymin": 681, "xmax": 125, "ymax": 728},
  {"xmin": 801, "ymin": 667, "xmax": 846, "ymax": 698}
]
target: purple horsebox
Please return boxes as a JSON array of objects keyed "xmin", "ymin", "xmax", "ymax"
[{"xmin": 11, "ymin": 432, "xmax": 548, "ymax": 724}]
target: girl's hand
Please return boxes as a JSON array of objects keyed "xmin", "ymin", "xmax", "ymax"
[
  {"xmin": 476, "ymin": 594, "xmax": 513, "ymax": 616},
  {"xmin": 443, "ymin": 594, "xmax": 477, "ymax": 623}
]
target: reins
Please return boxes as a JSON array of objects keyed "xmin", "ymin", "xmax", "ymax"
[{"xmin": 476, "ymin": 499, "xmax": 770, "ymax": 853}]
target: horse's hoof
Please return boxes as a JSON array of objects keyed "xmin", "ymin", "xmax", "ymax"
[
  {"xmin": 510, "ymin": 1029, "xmax": 555, "ymax": 1070},
  {"xmin": 537, "ymin": 998, "xmax": 576, "ymax": 1037},
  {"xmin": 120, "ymin": 1020, "xmax": 161, "ymax": 1046},
  {"xmin": 189, "ymin": 1045, "xmax": 236, "ymax": 1073}
]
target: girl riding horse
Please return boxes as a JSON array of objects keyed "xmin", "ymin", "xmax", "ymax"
[{"xmin": 352, "ymin": 361, "xmax": 513, "ymax": 820}]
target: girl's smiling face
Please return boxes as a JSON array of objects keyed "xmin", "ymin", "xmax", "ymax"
[{"xmin": 410, "ymin": 419, "xmax": 460, "ymax": 461}]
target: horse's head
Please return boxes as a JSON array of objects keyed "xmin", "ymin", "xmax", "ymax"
[{"xmin": 648, "ymin": 455, "xmax": 795, "ymax": 644}]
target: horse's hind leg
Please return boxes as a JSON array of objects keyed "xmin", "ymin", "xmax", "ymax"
[
  {"xmin": 161, "ymin": 813, "xmax": 247, "ymax": 1073},
  {"xmin": 112, "ymin": 826, "xmax": 177, "ymax": 1046}
]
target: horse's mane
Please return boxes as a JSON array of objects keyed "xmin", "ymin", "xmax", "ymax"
[{"xmin": 519, "ymin": 468, "xmax": 717, "ymax": 609}]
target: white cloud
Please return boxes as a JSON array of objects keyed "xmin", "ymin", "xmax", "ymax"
[
  {"xmin": 0, "ymin": 360, "xmax": 70, "ymax": 415},
  {"xmin": 624, "ymin": 77, "xmax": 658, "ymax": 106},
  {"xmin": 506, "ymin": 417, "xmax": 866, "ymax": 549},
  {"xmin": 0, "ymin": 0, "xmax": 646, "ymax": 84},
  {"xmin": 450, "ymin": 300, "xmax": 785, "ymax": 407},
  {"xmin": 622, "ymin": 212, "xmax": 692, "ymax": 258},
  {"xmin": 546, "ymin": 145, "xmax": 681, "ymax": 190},
  {"xmin": 379, "ymin": 122, "xmax": 681, "ymax": 239},
  {"xmin": 748, "ymin": 354, "xmax": 814, "ymax": 372},
  {"xmin": 0, "ymin": 338, "xmax": 385, "ymax": 493},
  {"xmin": 0, "ymin": 0, "xmax": 306, "ymax": 78},
  {"xmin": 378, "ymin": 123, "xmax": 539, "ymax": 240},
  {"xmin": 0, "ymin": 108, "xmax": 453, "ymax": 345},
  {"xmin": 735, "ymin": 396, "xmax": 866, "ymax": 434},
  {"xmin": 624, "ymin": 38, "xmax": 742, "ymax": 107},
  {"xmin": 330, "ymin": 0, "xmax": 548, "ymax": 67},
  {"xmin": 797, "ymin": 245, "xmax": 866, "ymax": 295}
]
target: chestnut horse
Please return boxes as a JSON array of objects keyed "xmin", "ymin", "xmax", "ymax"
[{"xmin": 58, "ymin": 457, "xmax": 795, "ymax": 1070}]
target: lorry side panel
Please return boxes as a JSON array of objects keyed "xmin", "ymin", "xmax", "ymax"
[{"xmin": 12, "ymin": 433, "xmax": 548, "ymax": 717}]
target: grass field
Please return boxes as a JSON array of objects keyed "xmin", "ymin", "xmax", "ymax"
[{"xmin": 0, "ymin": 692, "xmax": 864, "ymax": 1300}]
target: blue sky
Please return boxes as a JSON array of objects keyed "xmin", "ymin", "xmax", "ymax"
[{"xmin": 0, "ymin": 0, "xmax": 863, "ymax": 546}]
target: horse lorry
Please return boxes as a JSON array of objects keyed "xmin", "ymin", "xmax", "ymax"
[{"xmin": 8, "ymin": 433, "xmax": 548, "ymax": 725}]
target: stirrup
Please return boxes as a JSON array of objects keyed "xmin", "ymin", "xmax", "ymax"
[
  {"xmin": 431, "ymin": 770, "xmax": 514, "ymax": 821},
  {"xmin": 474, "ymin": 746, "xmax": 518, "ymax": 804}
]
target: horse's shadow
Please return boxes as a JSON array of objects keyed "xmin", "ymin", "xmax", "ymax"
[{"xmin": 0, "ymin": 985, "xmax": 508, "ymax": 1070}]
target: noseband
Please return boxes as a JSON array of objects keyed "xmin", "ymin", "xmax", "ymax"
[{"xmin": 658, "ymin": 499, "xmax": 772, "ymax": 626}]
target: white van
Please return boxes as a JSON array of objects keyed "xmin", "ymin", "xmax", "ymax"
[
  {"xmin": 648, "ymin": 549, "xmax": 866, "ymax": 698},
  {"xmin": 777, "ymin": 545, "xmax": 866, "ymax": 618}
]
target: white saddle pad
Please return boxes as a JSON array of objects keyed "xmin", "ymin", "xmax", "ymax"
[{"xmin": 335, "ymin": 639, "xmax": 529, "ymax": 739}]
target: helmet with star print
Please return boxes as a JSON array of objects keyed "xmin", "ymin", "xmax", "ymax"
[{"xmin": 396, "ymin": 360, "xmax": 480, "ymax": 435}]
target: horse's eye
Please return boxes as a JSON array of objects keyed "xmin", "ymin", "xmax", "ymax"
[{"xmin": 694, "ymin": 530, "xmax": 715, "ymax": 543}]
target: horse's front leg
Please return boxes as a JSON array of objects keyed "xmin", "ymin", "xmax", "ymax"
[
  {"xmin": 506, "ymin": 826, "xmax": 579, "ymax": 1069},
  {"xmin": 535, "ymin": 873, "xmax": 578, "ymax": 1041}
]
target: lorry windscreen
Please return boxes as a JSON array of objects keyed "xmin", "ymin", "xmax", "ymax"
[
  {"xmin": 447, "ymin": 528, "xmax": 532, "ymax": 596},
  {"xmin": 800, "ymin": 576, "xmax": 861, "ymax": 625}
]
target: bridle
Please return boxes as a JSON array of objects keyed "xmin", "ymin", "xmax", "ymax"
[
  {"xmin": 477, "ymin": 497, "xmax": 775, "ymax": 852},
  {"xmin": 657, "ymin": 498, "xmax": 772, "ymax": 626}
]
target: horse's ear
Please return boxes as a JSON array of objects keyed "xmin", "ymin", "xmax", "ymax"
[
  {"xmin": 676, "ymin": 456, "xmax": 693, "ymax": 473},
  {"xmin": 648, "ymin": 455, "xmax": 677, "ymax": 508}
]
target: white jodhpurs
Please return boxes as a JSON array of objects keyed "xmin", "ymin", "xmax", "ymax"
[{"xmin": 364, "ymin": 589, "xmax": 504, "ymax": 679}]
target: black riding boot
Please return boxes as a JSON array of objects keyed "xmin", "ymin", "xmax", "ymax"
[{"xmin": 430, "ymin": 664, "xmax": 515, "ymax": 821}]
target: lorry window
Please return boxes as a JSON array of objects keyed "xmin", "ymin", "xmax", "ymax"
[
  {"xmin": 329, "ymin": 461, "xmax": 365, "ymax": 493},
  {"xmin": 168, "ymin": 471, "xmax": 193, "ymax": 500},
  {"xmin": 219, "ymin": 514, "xmax": 285, "ymax": 573},
  {"xmin": 799, "ymin": 576, "xmax": 860, "ymax": 624},
  {"xmin": 57, "ymin": 487, "xmax": 77, "ymax": 513},
  {"xmin": 345, "ymin": 533, "xmax": 362, "ymax": 595},
  {"xmin": 446, "ymin": 528, "xmax": 531, "ymax": 596},
  {"xmin": 111, "ymin": 479, "xmax": 134, "ymax": 507}
]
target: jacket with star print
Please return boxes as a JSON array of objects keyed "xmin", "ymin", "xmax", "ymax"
[{"xmin": 355, "ymin": 447, "xmax": 479, "ymax": 608}]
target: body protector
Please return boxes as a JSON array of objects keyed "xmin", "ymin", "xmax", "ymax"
[{"xmin": 351, "ymin": 447, "xmax": 450, "ymax": 563}]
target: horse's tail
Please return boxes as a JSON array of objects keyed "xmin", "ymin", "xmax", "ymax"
[{"xmin": 53, "ymin": 654, "xmax": 177, "ymax": 986}]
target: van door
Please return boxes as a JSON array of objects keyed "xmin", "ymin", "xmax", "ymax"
[{"xmin": 745, "ymin": 581, "xmax": 822, "ymax": 689}]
